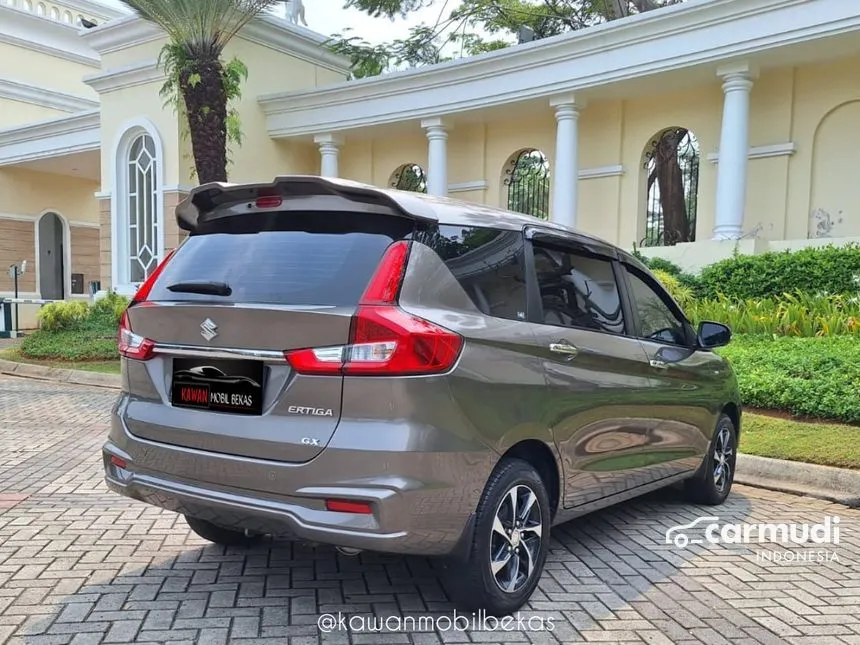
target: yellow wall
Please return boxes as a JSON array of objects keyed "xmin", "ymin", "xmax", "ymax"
[
  {"xmin": 0, "ymin": 99, "xmax": 68, "ymax": 127},
  {"xmin": 325, "ymin": 54, "xmax": 860, "ymax": 256},
  {"xmin": 0, "ymin": 42, "xmax": 98, "ymax": 99},
  {"xmin": 0, "ymin": 167, "xmax": 99, "ymax": 223}
]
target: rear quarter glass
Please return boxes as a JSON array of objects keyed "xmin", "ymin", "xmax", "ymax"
[{"xmin": 147, "ymin": 211, "xmax": 416, "ymax": 306}]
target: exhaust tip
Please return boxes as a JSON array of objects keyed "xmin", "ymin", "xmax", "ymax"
[{"xmin": 335, "ymin": 546, "xmax": 362, "ymax": 556}]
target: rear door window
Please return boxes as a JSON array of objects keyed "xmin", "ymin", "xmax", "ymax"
[
  {"xmin": 148, "ymin": 211, "xmax": 414, "ymax": 306},
  {"xmin": 531, "ymin": 242, "xmax": 625, "ymax": 335},
  {"xmin": 420, "ymin": 225, "xmax": 528, "ymax": 322}
]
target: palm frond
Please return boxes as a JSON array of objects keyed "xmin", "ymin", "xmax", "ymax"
[{"xmin": 120, "ymin": 0, "xmax": 282, "ymax": 56}]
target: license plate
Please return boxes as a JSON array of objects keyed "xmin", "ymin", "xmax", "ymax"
[{"xmin": 171, "ymin": 358, "xmax": 264, "ymax": 415}]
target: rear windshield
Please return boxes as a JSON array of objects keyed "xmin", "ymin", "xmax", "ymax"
[{"xmin": 148, "ymin": 211, "xmax": 414, "ymax": 306}]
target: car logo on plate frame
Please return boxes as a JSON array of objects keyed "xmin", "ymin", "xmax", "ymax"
[{"xmin": 200, "ymin": 318, "xmax": 218, "ymax": 342}]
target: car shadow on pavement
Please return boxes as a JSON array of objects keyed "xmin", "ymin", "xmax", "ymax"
[{"xmin": 25, "ymin": 485, "xmax": 757, "ymax": 644}]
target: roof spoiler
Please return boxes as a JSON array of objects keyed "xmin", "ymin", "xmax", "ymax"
[{"xmin": 175, "ymin": 175, "xmax": 439, "ymax": 232}]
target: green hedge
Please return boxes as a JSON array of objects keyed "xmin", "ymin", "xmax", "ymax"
[
  {"xmin": 719, "ymin": 335, "xmax": 860, "ymax": 424},
  {"xmin": 698, "ymin": 244, "xmax": 860, "ymax": 300}
]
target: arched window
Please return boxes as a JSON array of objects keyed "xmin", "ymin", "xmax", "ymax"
[
  {"xmin": 641, "ymin": 128, "xmax": 700, "ymax": 246},
  {"xmin": 111, "ymin": 128, "xmax": 162, "ymax": 288},
  {"xmin": 63, "ymin": 10, "xmax": 72, "ymax": 22},
  {"xmin": 24, "ymin": 0, "xmax": 33, "ymax": 11},
  {"xmin": 389, "ymin": 164, "xmax": 427, "ymax": 193},
  {"xmin": 503, "ymin": 149, "xmax": 550, "ymax": 219},
  {"xmin": 75, "ymin": 13, "xmax": 83, "ymax": 24},
  {"xmin": 36, "ymin": 2, "xmax": 45, "ymax": 15},
  {"xmin": 50, "ymin": 6, "xmax": 59, "ymax": 19}
]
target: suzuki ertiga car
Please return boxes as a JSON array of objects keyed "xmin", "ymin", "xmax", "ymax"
[{"xmin": 104, "ymin": 175, "xmax": 741, "ymax": 615}]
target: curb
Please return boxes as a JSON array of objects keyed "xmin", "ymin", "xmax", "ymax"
[
  {"xmin": 736, "ymin": 454, "xmax": 860, "ymax": 507},
  {"xmin": 0, "ymin": 358, "xmax": 120, "ymax": 390}
]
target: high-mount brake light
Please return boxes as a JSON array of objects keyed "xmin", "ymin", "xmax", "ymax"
[{"xmin": 255, "ymin": 196, "xmax": 283, "ymax": 209}]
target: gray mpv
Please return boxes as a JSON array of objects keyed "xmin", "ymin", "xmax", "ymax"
[{"xmin": 104, "ymin": 175, "xmax": 741, "ymax": 615}]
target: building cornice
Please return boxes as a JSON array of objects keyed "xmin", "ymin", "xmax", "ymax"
[
  {"xmin": 259, "ymin": 0, "xmax": 857, "ymax": 137},
  {"xmin": 0, "ymin": 79, "xmax": 99, "ymax": 112},
  {"xmin": 0, "ymin": 110, "xmax": 100, "ymax": 165},
  {"xmin": 61, "ymin": 0, "xmax": 128, "ymax": 21},
  {"xmin": 0, "ymin": 5, "xmax": 100, "ymax": 67},
  {"xmin": 80, "ymin": 13, "xmax": 350, "ymax": 74},
  {"xmin": 83, "ymin": 59, "xmax": 163, "ymax": 94}
]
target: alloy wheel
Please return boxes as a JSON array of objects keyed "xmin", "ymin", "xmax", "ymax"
[
  {"xmin": 489, "ymin": 484, "xmax": 543, "ymax": 593},
  {"xmin": 713, "ymin": 425, "xmax": 734, "ymax": 494}
]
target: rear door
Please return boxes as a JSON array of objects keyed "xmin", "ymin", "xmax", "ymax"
[
  {"xmin": 523, "ymin": 232, "xmax": 659, "ymax": 509},
  {"xmin": 121, "ymin": 209, "xmax": 414, "ymax": 463}
]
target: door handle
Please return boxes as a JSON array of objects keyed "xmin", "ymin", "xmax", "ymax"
[
  {"xmin": 549, "ymin": 342, "xmax": 579, "ymax": 358},
  {"xmin": 649, "ymin": 359, "xmax": 668, "ymax": 369}
]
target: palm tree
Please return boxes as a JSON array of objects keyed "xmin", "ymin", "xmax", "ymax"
[{"xmin": 120, "ymin": 0, "xmax": 281, "ymax": 184}]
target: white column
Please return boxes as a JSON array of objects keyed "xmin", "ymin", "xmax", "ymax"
[
  {"xmin": 549, "ymin": 95, "xmax": 583, "ymax": 228},
  {"xmin": 713, "ymin": 64, "xmax": 756, "ymax": 239},
  {"xmin": 421, "ymin": 117, "xmax": 449, "ymax": 196},
  {"xmin": 314, "ymin": 133, "xmax": 342, "ymax": 178}
]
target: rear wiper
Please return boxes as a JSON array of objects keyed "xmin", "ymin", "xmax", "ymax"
[{"xmin": 165, "ymin": 281, "xmax": 232, "ymax": 296}]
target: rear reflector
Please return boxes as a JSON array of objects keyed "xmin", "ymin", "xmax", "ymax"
[
  {"xmin": 325, "ymin": 499, "xmax": 373, "ymax": 514},
  {"xmin": 110, "ymin": 455, "xmax": 127, "ymax": 469}
]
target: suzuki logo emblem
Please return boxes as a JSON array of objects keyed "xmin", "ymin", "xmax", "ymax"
[{"xmin": 200, "ymin": 318, "xmax": 218, "ymax": 342}]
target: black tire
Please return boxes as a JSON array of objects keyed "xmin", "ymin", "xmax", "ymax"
[
  {"xmin": 685, "ymin": 414, "xmax": 737, "ymax": 505},
  {"xmin": 185, "ymin": 516, "xmax": 261, "ymax": 547},
  {"xmin": 447, "ymin": 458, "xmax": 551, "ymax": 616}
]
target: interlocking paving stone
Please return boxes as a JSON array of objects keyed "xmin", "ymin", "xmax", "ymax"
[{"xmin": 1, "ymin": 374, "xmax": 859, "ymax": 644}]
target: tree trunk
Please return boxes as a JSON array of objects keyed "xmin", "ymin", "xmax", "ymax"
[
  {"xmin": 179, "ymin": 56, "xmax": 228, "ymax": 184},
  {"xmin": 655, "ymin": 129, "xmax": 691, "ymax": 245}
]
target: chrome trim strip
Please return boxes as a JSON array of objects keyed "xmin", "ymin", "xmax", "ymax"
[{"xmin": 151, "ymin": 343, "xmax": 288, "ymax": 362}]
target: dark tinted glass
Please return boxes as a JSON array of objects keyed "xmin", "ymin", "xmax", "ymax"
[
  {"xmin": 624, "ymin": 265, "xmax": 689, "ymax": 345},
  {"xmin": 532, "ymin": 243, "xmax": 624, "ymax": 334},
  {"xmin": 420, "ymin": 225, "xmax": 528, "ymax": 322},
  {"xmin": 148, "ymin": 212, "xmax": 414, "ymax": 306}
]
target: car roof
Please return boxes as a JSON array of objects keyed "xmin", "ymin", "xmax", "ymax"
[{"xmin": 177, "ymin": 175, "xmax": 624, "ymax": 258}]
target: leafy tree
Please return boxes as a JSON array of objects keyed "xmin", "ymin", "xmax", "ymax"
[
  {"xmin": 120, "ymin": 0, "xmax": 281, "ymax": 184},
  {"xmin": 329, "ymin": 0, "xmax": 690, "ymax": 238}
]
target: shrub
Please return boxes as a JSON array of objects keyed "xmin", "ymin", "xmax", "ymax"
[
  {"xmin": 21, "ymin": 328, "xmax": 118, "ymax": 361},
  {"xmin": 36, "ymin": 300, "xmax": 89, "ymax": 332},
  {"xmin": 651, "ymin": 269, "xmax": 694, "ymax": 308},
  {"xmin": 719, "ymin": 335, "xmax": 860, "ymax": 423},
  {"xmin": 90, "ymin": 292, "xmax": 129, "ymax": 327},
  {"xmin": 698, "ymin": 243, "xmax": 860, "ymax": 300},
  {"xmin": 685, "ymin": 293, "xmax": 860, "ymax": 337}
]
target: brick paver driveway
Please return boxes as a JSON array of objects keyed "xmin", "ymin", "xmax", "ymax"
[{"xmin": 1, "ymin": 375, "xmax": 859, "ymax": 645}]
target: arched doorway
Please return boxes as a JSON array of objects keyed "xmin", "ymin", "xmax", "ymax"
[
  {"xmin": 390, "ymin": 164, "xmax": 427, "ymax": 192},
  {"xmin": 37, "ymin": 212, "xmax": 66, "ymax": 300},
  {"xmin": 641, "ymin": 128, "xmax": 700, "ymax": 246},
  {"xmin": 503, "ymin": 149, "xmax": 550, "ymax": 219}
]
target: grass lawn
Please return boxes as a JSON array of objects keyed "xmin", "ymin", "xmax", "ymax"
[
  {"xmin": 0, "ymin": 347, "xmax": 120, "ymax": 374},
  {"xmin": 740, "ymin": 412, "xmax": 860, "ymax": 470}
]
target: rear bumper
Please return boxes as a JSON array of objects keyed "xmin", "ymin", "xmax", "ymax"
[{"xmin": 104, "ymin": 398, "xmax": 495, "ymax": 556}]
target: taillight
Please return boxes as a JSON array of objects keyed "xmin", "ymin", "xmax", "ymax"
[
  {"xmin": 118, "ymin": 310, "xmax": 155, "ymax": 361},
  {"xmin": 118, "ymin": 250, "xmax": 174, "ymax": 361},
  {"xmin": 130, "ymin": 248, "xmax": 176, "ymax": 306},
  {"xmin": 285, "ymin": 240, "xmax": 463, "ymax": 376}
]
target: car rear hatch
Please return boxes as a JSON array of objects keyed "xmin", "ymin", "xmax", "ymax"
[{"xmin": 119, "ymin": 181, "xmax": 441, "ymax": 463}]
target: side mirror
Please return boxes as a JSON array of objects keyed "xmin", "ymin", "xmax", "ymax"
[{"xmin": 697, "ymin": 321, "xmax": 731, "ymax": 349}]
